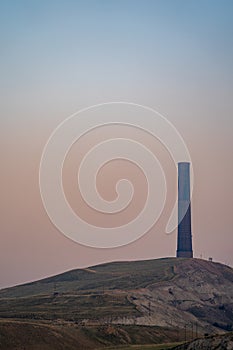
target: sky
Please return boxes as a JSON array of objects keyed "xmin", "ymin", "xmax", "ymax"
[{"xmin": 0, "ymin": 0, "xmax": 233, "ymax": 288}]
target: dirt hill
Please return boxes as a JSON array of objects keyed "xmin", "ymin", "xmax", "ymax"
[{"xmin": 0, "ymin": 257, "xmax": 233, "ymax": 348}]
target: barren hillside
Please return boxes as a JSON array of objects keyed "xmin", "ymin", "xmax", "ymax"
[{"xmin": 0, "ymin": 258, "xmax": 233, "ymax": 349}]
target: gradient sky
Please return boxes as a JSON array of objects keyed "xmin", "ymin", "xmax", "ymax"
[{"xmin": 1, "ymin": 0, "xmax": 233, "ymax": 288}]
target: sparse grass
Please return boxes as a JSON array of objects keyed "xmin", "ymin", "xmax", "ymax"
[
  {"xmin": 0, "ymin": 292, "xmax": 139, "ymax": 321},
  {"xmin": 0, "ymin": 258, "xmax": 181, "ymax": 322},
  {"xmin": 0, "ymin": 258, "xmax": 180, "ymax": 298},
  {"xmin": 0, "ymin": 320, "xmax": 185, "ymax": 350},
  {"xmin": 97, "ymin": 342, "xmax": 184, "ymax": 350}
]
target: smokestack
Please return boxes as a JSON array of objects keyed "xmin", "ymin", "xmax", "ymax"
[{"xmin": 176, "ymin": 162, "xmax": 193, "ymax": 258}]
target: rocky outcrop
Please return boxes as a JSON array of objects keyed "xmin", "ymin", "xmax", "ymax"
[{"xmin": 171, "ymin": 332, "xmax": 233, "ymax": 350}]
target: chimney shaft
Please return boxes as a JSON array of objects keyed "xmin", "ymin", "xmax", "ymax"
[{"xmin": 176, "ymin": 162, "xmax": 193, "ymax": 258}]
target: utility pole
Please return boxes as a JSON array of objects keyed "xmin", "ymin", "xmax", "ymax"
[{"xmin": 195, "ymin": 322, "xmax": 198, "ymax": 338}]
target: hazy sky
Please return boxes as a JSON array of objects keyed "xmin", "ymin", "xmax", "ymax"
[{"xmin": 1, "ymin": 0, "xmax": 233, "ymax": 288}]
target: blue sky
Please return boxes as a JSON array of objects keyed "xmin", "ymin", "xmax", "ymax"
[{"xmin": 1, "ymin": 0, "xmax": 233, "ymax": 104}]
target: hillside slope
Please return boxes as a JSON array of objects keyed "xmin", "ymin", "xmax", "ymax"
[
  {"xmin": 0, "ymin": 320, "xmax": 182, "ymax": 350},
  {"xmin": 0, "ymin": 258, "xmax": 233, "ymax": 335}
]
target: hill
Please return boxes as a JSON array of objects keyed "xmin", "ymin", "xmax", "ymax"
[{"xmin": 0, "ymin": 257, "xmax": 233, "ymax": 348}]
